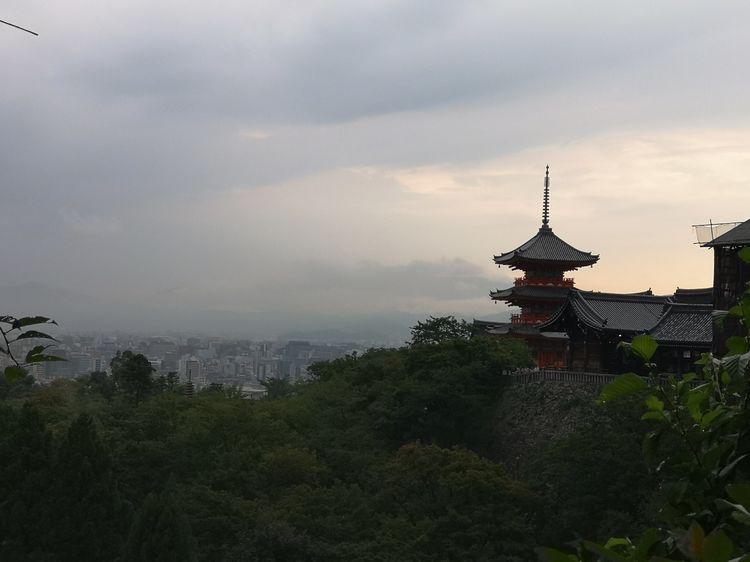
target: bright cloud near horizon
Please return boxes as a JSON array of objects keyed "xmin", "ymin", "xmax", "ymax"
[{"xmin": 1, "ymin": 1, "xmax": 749, "ymax": 336}]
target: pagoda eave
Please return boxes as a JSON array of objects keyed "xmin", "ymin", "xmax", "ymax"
[
  {"xmin": 492, "ymin": 257, "xmax": 598, "ymax": 271},
  {"xmin": 490, "ymin": 286, "xmax": 570, "ymax": 303},
  {"xmin": 493, "ymin": 224, "xmax": 599, "ymax": 270}
]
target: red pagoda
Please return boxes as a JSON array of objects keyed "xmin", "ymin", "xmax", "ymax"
[{"xmin": 481, "ymin": 167, "xmax": 599, "ymax": 367}]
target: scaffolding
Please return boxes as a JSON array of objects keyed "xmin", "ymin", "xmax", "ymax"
[{"xmin": 692, "ymin": 221, "xmax": 742, "ymax": 245}]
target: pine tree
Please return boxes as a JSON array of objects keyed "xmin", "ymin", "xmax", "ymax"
[
  {"xmin": 124, "ymin": 476, "xmax": 197, "ymax": 562},
  {"xmin": 0, "ymin": 404, "xmax": 55, "ymax": 560},
  {"xmin": 49, "ymin": 413, "xmax": 130, "ymax": 562}
]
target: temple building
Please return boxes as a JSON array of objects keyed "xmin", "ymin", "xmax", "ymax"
[
  {"xmin": 479, "ymin": 168, "xmax": 715, "ymax": 373},
  {"xmin": 697, "ymin": 218, "xmax": 750, "ymax": 351},
  {"xmin": 537, "ymin": 289, "xmax": 712, "ymax": 374},
  {"xmin": 477, "ymin": 167, "xmax": 599, "ymax": 368},
  {"xmin": 491, "ymin": 167, "xmax": 599, "ymax": 322}
]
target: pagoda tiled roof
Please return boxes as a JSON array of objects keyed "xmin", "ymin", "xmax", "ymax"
[
  {"xmin": 472, "ymin": 320, "xmax": 566, "ymax": 338},
  {"xmin": 490, "ymin": 285, "xmax": 570, "ymax": 301},
  {"xmin": 494, "ymin": 226, "xmax": 599, "ymax": 270},
  {"xmin": 541, "ymin": 289, "xmax": 668, "ymax": 333},
  {"xmin": 702, "ymin": 219, "xmax": 750, "ymax": 247},
  {"xmin": 648, "ymin": 303, "xmax": 713, "ymax": 347}
]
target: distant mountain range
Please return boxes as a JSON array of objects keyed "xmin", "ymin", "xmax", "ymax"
[{"xmin": 0, "ymin": 282, "xmax": 512, "ymax": 344}]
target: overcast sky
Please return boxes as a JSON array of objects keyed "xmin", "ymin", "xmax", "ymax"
[{"xmin": 2, "ymin": 1, "xmax": 750, "ymax": 337}]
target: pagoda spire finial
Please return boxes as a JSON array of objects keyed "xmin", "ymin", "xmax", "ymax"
[{"xmin": 542, "ymin": 165, "xmax": 550, "ymax": 229}]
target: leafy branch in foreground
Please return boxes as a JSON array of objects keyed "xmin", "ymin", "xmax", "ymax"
[
  {"xmin": 539, "ymin": 249, "xmax": 750, "ymax": 562},
  {"xmin": 0, "ymin": 315, "xmax": 64, "ymax": 382}
]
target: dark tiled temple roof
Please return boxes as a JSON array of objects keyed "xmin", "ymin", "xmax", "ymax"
[
  {"xmin": 478, "ymin": 286, "xmax": 712, "ymax": 348},
  {"xmin": 541, "ymin": 289, "xmax": 668, "ymax": 333},
  {"xmin": 472, "ymin": 320, "xmax": 516, "ymax": 335},
  {"xmin": 494, "ymin": 226, "xmax": 599, "ymax": 270},
  {"xmin": 671, "ymin": 287, "xmax": 713, "ymax": 305},
  {"xmin": 490, "ymin": 285, "xmax": 570, "ymax": 301},
  {"xmin": 703, "ymin": 219, "xmax": 750, "ymax": 247},
  {"xmin": 649, "ymin": 304, "xmax": 713, "ymax": 346},
  {"xmin": 538, "ymin": 289, "xmax": 714, "ymax": 348}
]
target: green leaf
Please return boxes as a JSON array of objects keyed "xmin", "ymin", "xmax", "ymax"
[
  {"xmin": 730, "ymin": 510, "xmax": 750, "ymax": 526},
  {"xmin": 25, "ymin": 353, "xmax": 65, "ymax": 364},
  {"xmin": 643, "ymin": 428, "xmax": 664, "ymax": 461},
  {"xmin": 705, "ymin": 443, "xmax": 733, "ymax": 471},
  {"xmin": 634, "ymin": 528, "xmax": 662, "ymax": 559},
  {"xmin": 685, "ymin": 521, "xmax": 705, "ymax": 561},
  {"xmin": 717, "ymin": 498, "xmax": 750, "ymax": 515},
  {"xmin": 3, "ymin": 365, "xmax": 27, "ymax": 382},
  {"xmin": 25, "ymin": 345, "xmax": 47, "ymax": 363},
  {"xmin": 713, "ymin": 310, "xmax": 729, "ymax": 329},
  {"xmin": 642, "ymin": 411, "xmax": 664, "ymax": 421},
  {"xmin": 719, "ymin": 352, "xmax": 750, "ymax": 379},
  {"xmin": 682, "ymin": 372, "xmax": 697, "ymax": 383},
  {"xmin": 11, "ymin": 316, "xmax": 57, "ymax": 329},
  {"xmin": 722, "ymin": 355, "xmax": 739, "ymax": 377},
  {"xmin": 742, "ymin": 305, "xmax": 750, "ymax": 326},
  {"xmin": 686, "ymin": 389, "xmax": 709, "ymax": 422},
  {"xmin": 603, "ymin": 538, "xmax": 631, "ymax": 549},
  {"xmin": 646, "ymin": 394, "xmax": 665, "ymax": 412},
  {"xmin": 15, "ymin": 330, "xmax": 58, "ymax": 342},
  {"xmin": 738, "ymin": 247, "xmax": 750, "ymax": 264},
  {"xmin": 599, "ymin": 373, "xmax": 648, "ymax": 404},
  {"xmin": 726, "ymin": 336, "xmax": 749, "ymax": 355},
  {"xmin": 703, "ymin": 530, "xmax": 734, "ymax": 562},
  {"xmin": 535, "ymin": 547, "xmax": 580, "ymax": 562},
  {"xmin": 728, "ymin": 305, "xmax": 744, "ymax": 318},
  {"xmin": 727, "ymin": 483, "xmax": 750, "ymax": 509},
  {"xmin": 719, "ymin": 454, "xmax": 749, "ymax": 479},
  {"xmin": 24, "ymin": 345, "xmax": 63, "ymax": 364},
  {"xmin": 695, "ymin": 353, "xmax": 713, "ymax": 366},
  {"xmin": 700, "ymin": 408, "xmax": 725, "ymax": 428},
  {"xmin": 582, "ymin": 541, "xmax": 628, "ymax": 562},
  {"xmin": 630, "ymin": 334, "xmax": 659, "ymax": 361},
  {"xmin": 739, "ymin": 351, "xmax": 750, "ymax": 375}
]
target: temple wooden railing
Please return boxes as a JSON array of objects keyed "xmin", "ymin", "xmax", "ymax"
[
  {"xmin": 506, "ymin": 369, "xmax": 617, "ymax": 385},
  {"xmin": 514, "ymin": 277, "xmax": 575, "ymax": 288},
  {"xmin": 506, "ymin": 369, "xmax": 703, "ymax": 386},
  {"xmin": 510, "ymin": 313, "xmax": 551, "ymax": 325}
]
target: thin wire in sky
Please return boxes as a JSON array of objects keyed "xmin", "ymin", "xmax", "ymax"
[{"xmin": 0, "ymin": 18, "xmax": 38, "ymax": 36}]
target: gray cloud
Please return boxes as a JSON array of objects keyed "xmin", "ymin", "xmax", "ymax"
[
  {"xmin": 58, "ymin": 208, "xmax": 122, "ymax": 235},
  {"xmin": 4, "ymin": 0, "xmax": 749, "ymax": 213},
  {"xmin": 1, "ymin": 1, "xmax": 750, "ymax": 336},
  {"xmin": 63, "ymin": 1, "xmax": 734, "ymax": 125}
]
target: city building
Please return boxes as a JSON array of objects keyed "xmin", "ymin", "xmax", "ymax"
[{"xmin": 179, "ymin": 357, "xmax": 202, "ymax": 384}]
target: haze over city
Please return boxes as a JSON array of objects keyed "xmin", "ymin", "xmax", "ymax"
[{"xmin": 3, "ymin": 1, "xmax": 750, "ymax": 337}]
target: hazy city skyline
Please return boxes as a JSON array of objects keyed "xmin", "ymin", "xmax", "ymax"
[{"xmin": 2, "ymin": 2, "xmax": 750, "ymax": 335}]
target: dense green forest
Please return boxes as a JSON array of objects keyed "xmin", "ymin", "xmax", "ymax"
[{"xmin": 1, "ymin": 305, "xmax": 749, "ymax": 561}]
